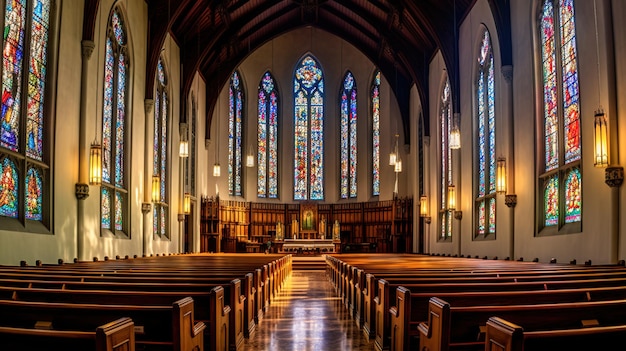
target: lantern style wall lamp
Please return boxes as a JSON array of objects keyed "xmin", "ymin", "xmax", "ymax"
[
  {"xmin": 496, "ymin": 157, "xmax": 507, "ymax": 194},
  {"xmin": 183, "ymin": 192, "xmax": 191, "ymax": 214},
  {"xmin": 151, "ymin": 175, "xmax": 161, "ymax": 203},
  {"xmin": 419, "ymin": 194, "xmax": 431, "ymax": 223},
  {"xmin": 594, "ymin": 110, "xmax": 608, "ymax": 168},
  {"xmin": 179, "ymin": 122, "xmax": 189, "ymax": 158},
  {"xmin": 89, "ymin": 142, "xmax": 102, "ymax": 185}
]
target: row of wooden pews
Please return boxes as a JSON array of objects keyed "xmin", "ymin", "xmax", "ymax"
[
  {"xmin": 326, "ymin": 253, "xmax": 626, "ymax": 351},
  {"xmin": 0, "ymin": 253, "xmax": 292, "ymax": 351}
]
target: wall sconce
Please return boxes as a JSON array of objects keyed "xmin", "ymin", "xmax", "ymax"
[
  {"xmin": 496, "ymin": 157, "xmax": 507, "ymax": 194},
  {"xmin": 89, "ymin": 141, "xmax": 102, "ymax": 185},
  {"xmin": 447, "ymin": 185, "xmax": 456, "ymax": 210},
  {"xmin": 419, "ymin": 194, "xmax": 431, "ymax": 223},
  {"xmin": 183, "ymin": 192, "xmax": 191, "ymax": 214},
  {"xmin": 151, "ymin": 175, "xmax": 161, "ymax": 203},
  {"xmin": 179, "ymin": 123, "xmax": 189, "ymax": 158},
  {"xmin": 449, "ymin": 113, "xmax": 461, "ymax": 149},
  {"xmin": 213, "ymin": 163, "xmax": 221, "ymax": 177},
  {"xmin": 594, "ymin": 110, "xmax": 608, "ymax": 168}
]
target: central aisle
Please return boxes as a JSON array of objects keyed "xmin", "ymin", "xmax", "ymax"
[{"xmin": 241, "ymin": 266, "xmax": 376, "ymax": 351}]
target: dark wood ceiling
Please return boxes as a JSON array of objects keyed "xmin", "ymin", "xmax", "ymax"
[{"xmin": 84, "ymin": 0, "xmax": 512, "ymax": 142}]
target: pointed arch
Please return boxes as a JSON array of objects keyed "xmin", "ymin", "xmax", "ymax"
[
  {"xmin": 0, "ymin": 0, "xmax": 53, "ymax": 229},
  {"xmin": 371, "ymin": 70, "xmax": 381, "ymax": 197},
  {"xmin": 101, "ymin": 3, "xmax": 130, "ymax": 235},
  {"xmin": 475, "ymin": 27, "xmax": 496, "ymax": 238},
  {"xmin": 293, "ymin": 54, "xmax": 324, "ymax": 200},
  {"xmin": 229, "ymin": 70, "xmax": 244, "ymax": 196},
  {"xmin": 153, "ymin": 56, "xmax": 169, "ymax": 239},
  {"xmin": 340, "ymin": 70, "xmax": 357, "ymax": 199},
  {"xmin": 257, "ymin": 70, "xmax": 279, "ymax": 198},
  {"xmin": 537, "ymin": 0, "xmax": 581, "ymax": 233}
]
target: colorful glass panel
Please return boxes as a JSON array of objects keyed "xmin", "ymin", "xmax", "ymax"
[
  {"xmin": 293, "ymin": 55, "xmax": 324, "ymax": 200},
  {"xmin": 115, "ymin": 53, "xmax": 126, "ymax": 187},
  {"xmin": 257, "ymin": 71, "xmax": 279, "ymax": 198},
  {"xmin": 1, "ymin": 0, "xmax": 25, "ymax": 152},
  {"xmin": 476, "ymin": 29, "xmax": 496, "ymax": 236},
  {"xmin": 560, "ymin": 0, "xmax": 580, "ymax": 164},
  {"xmin": 340, "ymin": 71, "xmax": 357, "ymax": 199},
  {"xmin": 228, "ymin": 71, "xmax": 243, "ymax": 196},
  {"xmin": 488, "ymin": 197, "xmax": 496, "ymax": 233},
  {"xmin": 545, "ymin": 176, "xmax": 559, "ymax": 226},
  {"xmin": 153, "ymin": 57, "xmax": 168, "ymax": 237},
  {"xmin": 0, "ymin": 157, "xmax": 18, "ymax": 218},
  {"xmin": 564, "ymin": 168, "xmax": 581, "ymax": 223},
  {"xmin": 372, "ymin": 71, "xmax": 380, "ymax": 196},
  {"xmin": 541, "ymin": 0, "xmax": 559, "ymax": 171},
  {"xmin": 102, "ymin": 37, "xmax": 113, "ymax": 183},
  {"xmin": 25, "ymin": 166, "xmax": 42, "ymax": 220},
  {"xmin": 26, "ymin": 0, "xmax": 50, "ymax": 161},
  {"xmin": 101, "ymin": 188, "xmax": 111, "ymax": 229},
  {"xmin": 115, "ymin": 191, "xmax": 123, "ymax": 231}
]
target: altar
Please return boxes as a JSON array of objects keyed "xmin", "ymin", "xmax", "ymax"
[{"xmin": 279, "ymin": 238, "xmax": 337, "ymax": 254}]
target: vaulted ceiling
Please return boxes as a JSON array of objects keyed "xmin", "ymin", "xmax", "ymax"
[{"xmin": 84, "ymin": 0, "xmax": 512, "ymax": 142}]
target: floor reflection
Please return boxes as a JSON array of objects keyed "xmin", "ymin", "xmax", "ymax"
[{"xmin": 241, "ymin": 270, "xmax": 375, "ymax": 351}]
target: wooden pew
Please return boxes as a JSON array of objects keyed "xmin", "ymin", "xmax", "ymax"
[
  {"xmin": 0, "ymin": 297, "xmax": 204, "ymax": 351},
  {"xmin": 0, "ymin": 317, "xmax": 135, "ymax": 351},
  {"xmin": 390, "ymin": 285, "xmax": 626, "ymax": 351},
  {"xmin": 418, "ymin": 297, "xmax": 626, "ymax": 351},
  {"xmin": 485, "ymin": 316, "xmax": 626, "ymax": 351}
]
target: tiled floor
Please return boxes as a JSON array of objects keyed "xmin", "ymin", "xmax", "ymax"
[{"xmin": 241, "ymin": 269, "xmax": 376, "ymax": 351}]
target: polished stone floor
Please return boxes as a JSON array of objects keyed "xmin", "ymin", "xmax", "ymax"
[{"xmin": 241, "ymin": 269, "xmax": 376, "ymax": 351}]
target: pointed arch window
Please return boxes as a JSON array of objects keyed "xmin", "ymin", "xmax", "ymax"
[
  {"xmin": 0, "ymin": 0, "xmax": 52, "ymax": 230},
  {"xmin": 439, "ymin": 79, "xmax": 453, "ymax": 241},
  {"xmin": 257, "ymin": 71, "xmax": 279, "ymax": 198},
  {"xmin": 188, "ymin": 94, "xmax": 196, "ymax": 196},
  {"xmin": 101, "ymin": 6, "xmax": 129, "ymax": 236},
  {"xmin": 153, "ymin": 58, "xmax": 169, "ymax": 239},
  {"xmin": 340, "ymin": 71, "xmax": 357, "ymax": 199},
  {"xmin": 475, "ymin": 29, "xmax": 496, "ymax": 238},
  {"xmin": 228, "ymin": 71, "xmax": 244, "ymax": 196},
  {"xmin": 371, "ymin": 71, "xmax": 381, "ymax": 197},
  {"xmin": 538, "ymin": 0, "xmax": 581, "ymax": 232},
  {"xmin": 293, "ymin": 55, "xmax": 324, "ymax": 200}
]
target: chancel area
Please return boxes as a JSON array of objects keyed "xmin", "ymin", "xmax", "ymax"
[{"xmin": 2, "ymin": 0, "xmax": 626, "ymax": 350}]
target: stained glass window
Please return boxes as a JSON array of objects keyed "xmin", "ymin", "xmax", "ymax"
[
  {"xmin": 257, "ymin": 71, "xmax": 279, "ymax": 198},
  {"xmin": 475, "ymin": 28, "xmax": 496, "ymax": 237},
  {"xmin": 340, "ymin": 71, "xmax": 357, "ymax": 199},
  {"xmin": 439, "ymin": 78, "xmax": 452, "ymax": 241},
  {"xmin": 228, "ymin": 71, "xmax": 244, "ymax": 196},
  {"xmin": 539, "ymin": 0, "xmax": 581, "ymax": 230},
  {"xmin": 371, "ymin": 71, "xmax": 381, "ymax": 196},
  {"xmin": 190, "ymin": 94, "xmax": 196, "ymax": 196},
  {"xmin": 153, "ymin": 57, "xmax": 169, "ymax": 239},
  {"xmin": 0, "ymin": 0, "xmax": 50, "ymax": 225},
  {"xmin": 100, "ymin": 6, "xmax": 128, "ymax": 236},
  {"xmin": 293, "ymin": 55, "xmax": 324, "ymax": 200}
]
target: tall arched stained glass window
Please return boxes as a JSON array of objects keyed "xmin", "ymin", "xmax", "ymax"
[
  {"xmin": 340, "ymin": 71, "xmax": 357, "ymax": 199},
  {"xmin": 153, "ymin": 58, "xmax": 169, "ymax": 239},
  {"xmin": 257, "ymin": 71, "xmax": 279, "ymax": 198},
  {"xmin": 371, "ymin": 71, "xmax": 381, "ymax": 197},
  {"xmin": 538, "ymin": 0, "xmax": 581, "ymax": 231},
  {"xmin": 293, "ymin": 55, "xmax": 324, "ymax": 200},
  {"xmin": 0, "ymin": 0, "xmax": 51, "ymax": 225},
  {"xmin": 101, "ymin": 5, "xmax": 129, "ymax": 235},
  {"xmin": 475, "ymin": 28, "xmax": 496, "ymax": 238},
  {"xmin": 229, "ymin": 71, "xmax": 244, "ymax": 196},
  {"xmin": 189, "ymin": 94, "xmax": 196, "ymax": 196},
  {"xmin": 439, "ymin": 78, "xmax": 453, "ymax": 241}
]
